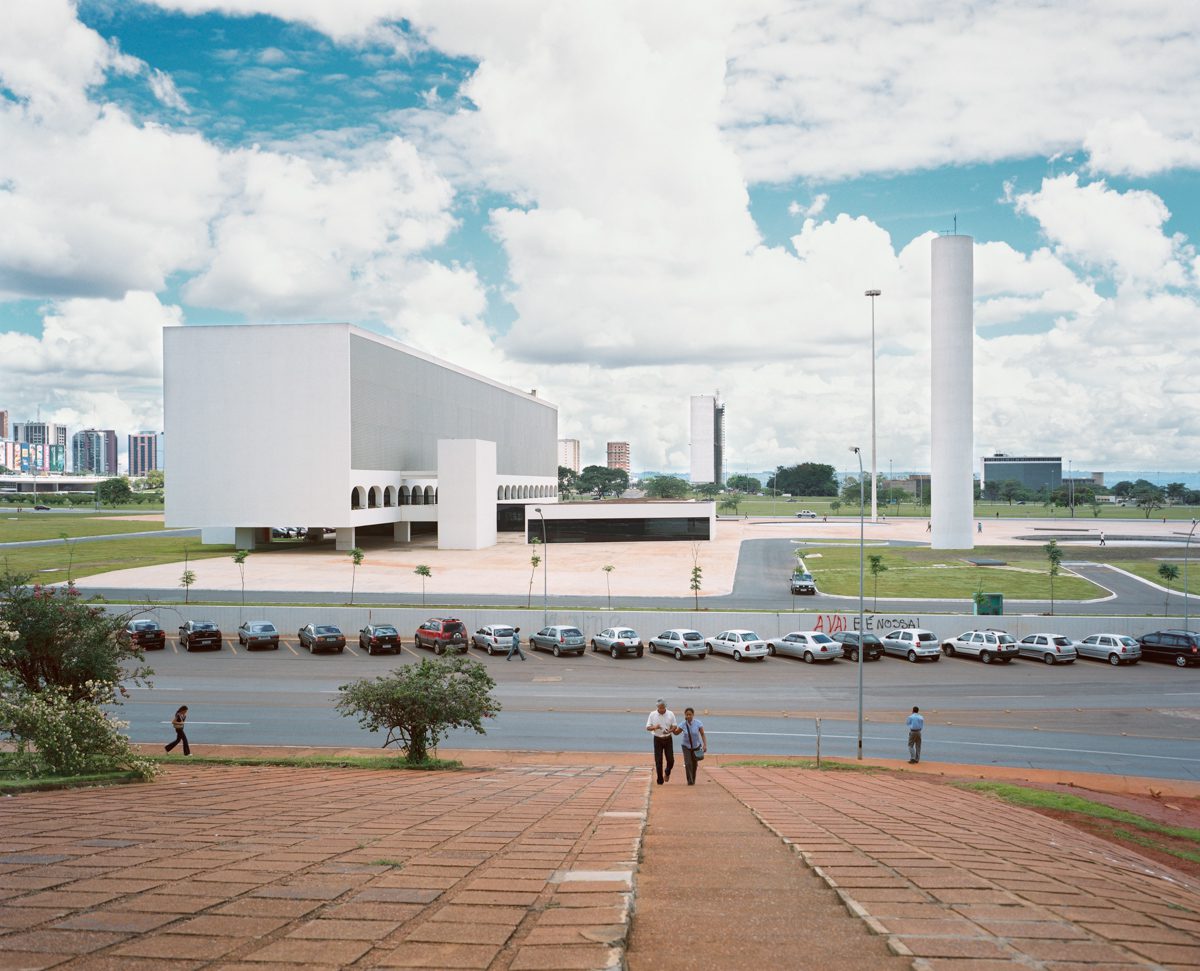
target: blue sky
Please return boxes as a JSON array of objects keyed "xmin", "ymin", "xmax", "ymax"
[{"xmin": 2, "ymin": 1, "xmax": 1198, "ymax": 473}]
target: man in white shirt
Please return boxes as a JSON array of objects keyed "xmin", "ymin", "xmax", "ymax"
[
  {"xmin": 906, "ymin": 706, "xmax": 925, "ymax": 764},
  {"xmin": 645, "ymin": 698, "xmax": 681, "ymax": 784}
]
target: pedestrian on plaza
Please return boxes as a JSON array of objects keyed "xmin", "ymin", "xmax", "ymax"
[
  {"xmin": 977, "ymin": 520, "xmax": 983, "ymax": 534},
  {"xmin": 165, "ymin": 705, "xmax": 191, "ymax": 756},
  {"xmin": 906, "ymin": 706, "xmax": 924, "ymax": 764},
  {"xmin": 506, "ymin": 626, "xmax": 526, "ymax": 661},
  {"xmin": 1099, "ymin": 531, "xmax": 1106, "ymax": 547},
  {"xmin": 925, "ymin": 521, "xmax": 931, "ymax": 533},
  {"xmin": 645, "ymin": 698, "xmax": 680, "ymax": 785},
  {"xmin": 679, "ymin": 707, "xmax": 707, "ymax": 785}
]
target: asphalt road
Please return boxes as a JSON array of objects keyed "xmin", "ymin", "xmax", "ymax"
[
  {"xmin": 85, "ymin": 538, "xmax": 1191, "ymax": 616},
  {"xmin": 122, "ymin": 634, "xmax": 1200, "ymax": 780}
]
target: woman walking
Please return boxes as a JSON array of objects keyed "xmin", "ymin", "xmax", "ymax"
[
  {"xmin": 680, "ymin": 707, "xmax": 707, "ymax": 785},
  {"xmin": 165, "ymin": 705, "xmax": 191, "ymax": 755}
]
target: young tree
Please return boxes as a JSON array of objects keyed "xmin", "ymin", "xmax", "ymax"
[
  {"xmin": 60, "ymin": 533, "xmax": 76, "ymax": 584},
  {"xmin": 527, "ymin": 538, "xmax": 541, "ymax": 609},
  {"xmin": 336, "ymin": 656, "xmax": 501, "ymax": 764},
  {"xmin": 232, "ymin": 549, "xmax": 250, "ymax": 616},
  {"xmin": 1158, "ymin": 563, "xmax": 1180, "ymax": 613},
  {"xmin": 414, "ymin": 564, "xmax": 432, "ymax": 606},
  {"xmin": 1044, "ymin": 540, "xmax": 1063, "ymax": 614},
  {"xmin": 689, "ymin": 548, "xmax": 703, "ymax": 610},
  {"xmin": 1135, "ymin": 486, "xmax": 1166, "ymax": 519},
  {"xmin": 868, "ymin": 554, "xmax": 888, "ymax": 610},
  {"xmin": 602, "ymin": 564, "xmax": 614, "ymax": 609},
  {"xmin": 348, "ymin": 547, "xmax": 365, "ymax": 604},
  {"xmin": 830, "ymin": 500, "xmax": 842, "ymax": 515},
  {"xmin": 180, "ymin": 568, "xmax": 196, "ymax": 603}
]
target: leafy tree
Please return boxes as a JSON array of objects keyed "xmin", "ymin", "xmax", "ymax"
[
  {"xmin": 689, "ymin": 549, "xmax": 703, "ymax": 610},
  {"xmin": 840, "ymin": 477, "xmax": 864, "ymax": 506},
  {"xmin": 557, "ymin": 465, "xmax": 578, "ymax": 496},
  {"xmin": 232, "ymin": 549, "xmax": 249, "ymax": 616},
  {"xmin": 868, "ymin": 554, "xmax": 888, "ymax": 610},
  {"xmin": 143, "ymin": 469, "xmax": 165, "ymax": 490},
  {"xmin": 726, "ymin": 474, "xmax": 761, "ymax": 494},
  {"xmin": 982, "ymin": 480, "xmax": 1001, "ymax": 502},
  {"xmin": 578, "ymin": 464, "xmax": 628, "ymax": 498},
  {"xmin": 95, "ymin": 477, "xmax": 133, "ymax": 506},
  {"xmin": 1112, "ymin": 480, "xmax": 1135, "ymax": 498},
  {"xmin": 829, "ymin": 500, "xmax": 842, "ymax": 514},
  {"xmin": 999, "ymin": 480, "xmax": 1023, "ymax": 505},
  {"xmin": 0, "ymin": 572, "xmax": 152, "ymax": 701},
  {"xmin": 179, "ymin": 568, "xmax": 196, "ymax": 603},
  {"xmin": 1158, "ymin": 563, "xmax": 1180, "ymax": 612},
  {"xmin": 602, "ymin": 564, "xmax": 614, "ymax": 610},
  {"xmin": 642, "ymin": 475, "xmax": 690, "ymax": 499},
  {"xmin": 336, "ymin": 656, "xmax": 501, "ymax": 764},
  {"xmin": 1043, "ymin": 540, "xmax": 1063, "ymax": 614},
  {"xmin": 718, "ymin": 495, "xmax": 740, "ymax": 516},
  {"xmin": 767, "ymin": 463, "xmax": 838, "ymax": 497},
  {"xmin": 1134, "ymin": 485, "xmax": 1166, "ymax": 519},
  {"xmin": 348, "ymin": 547, "xmax": 365, "ymax": 604},
  {"xmin": 692, "ymin": 481, "xmax": 722, "ymax": 499},
  {"xmin": 414, "ymin": 564, "xmax": 432, "ymax": 606},
  {"xmin": 527, "ymin": 538, "xmax": 541, "ymax": 609}
]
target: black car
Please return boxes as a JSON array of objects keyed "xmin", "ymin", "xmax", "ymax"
[
  {"xmin": 830, "ymin": 631, "xmax": 884, "ymax": 662},
  {"xmin": 359, "ymin": 624, "xmax": 401, "ymax": 656},
  {"xmin": 121, "ymin": 618, "xmax": 166, "ymax": 650},
  {"xmin": 1138, "ymin": 629, "xmax": 1200, "ymax": 667},
  {"xmin": 179, "ymin": 621, "xmax": 222, "ymax": 651},
  {"xmin": 299, "ymin": 624, "xmax": 346, "ymax": 654}
]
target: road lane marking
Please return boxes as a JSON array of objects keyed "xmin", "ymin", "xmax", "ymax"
[
  {"xmin": 284, "ymin": 641, "xmax": 299, "ymax": 656},
  {"xmin": 228, "ymin": 640, "xmax": 238, "ymax": 655},
  {"xmin": 343, "ymin": 643, "xmax": 360, "ymax": 657}
]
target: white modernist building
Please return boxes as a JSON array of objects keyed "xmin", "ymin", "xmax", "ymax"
[
  {"xmin": 165, "ymin": 323, "xmax": 558, "ymax": 551},
  {"xmin": 689, "ymin": 394, "xmax": 725, "ymax": 485},
  {"xmin": 930, "ymin": 235, "xmax": 975, "ymax": 550}
]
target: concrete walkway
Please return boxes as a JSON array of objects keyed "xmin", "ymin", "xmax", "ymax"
[{"xmin": 2, "ymin": 756, "xmax": 1199, "ymax": 969}]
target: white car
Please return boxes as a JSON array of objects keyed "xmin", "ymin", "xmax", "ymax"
[
  {"xmin": 941, "ymin": 629, "xmax": 1019, "ymax": 664},
  {"xmin": 765, "ymin": 631, "xmax": 839, "ymax": 663},
  {"xmin": 1017, "ymin": 633, "xmax": 1078, "ymax": 665},
  {"xmin": 1076, "ymin": 633, "xmax": 1142, "ymax": 666},
  {"xmin": 648, "ymin": 629, "xmax": 707, "ymax": 659},
  {"xmin": 706, "ymin": 629, "xmax": 769, "ymax": 662},
  {"xmin": 472, "ymin": 624, "xmax": 517, "ymax": 655},
  {"xmin": 591, "ymin": 627, "xmax": 643, "ymax": 658},
  {"xmin": 795, "ymin": 509, "xmax": 818, "ymax": 519},
  {"xmin": 881, "ymin": 629, "xmax": 942, "ymax": 662}
]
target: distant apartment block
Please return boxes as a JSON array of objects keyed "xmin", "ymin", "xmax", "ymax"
[
  {"xmin": 606, "ymin": 441, "xmax": 630, "ymax": 473},
  {"xmin": 128, "ymin": 432, "xmax": 159, "ymax": 477},
  {"xmin": 689, "ymin": 394, "xmax": 725, "ymax": 485},
  {"xmin": 557, "ymin": 438, "xmax": 581, "ymax": 473},
  {"xmin": 0, "ymin": 410, "xmax": 8, "ymax": 439},
  {"xmin": 72, "ymin": 429, "xmax": 118, "ymax": 475},
  {"xmin": 13, "ymin": 421, "xmax": 68, "ymax": 449}
]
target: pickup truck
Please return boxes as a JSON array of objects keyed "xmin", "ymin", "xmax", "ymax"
[{"xmin": 789, "ymin": 571, "xmax": 816, "ymax": 595}]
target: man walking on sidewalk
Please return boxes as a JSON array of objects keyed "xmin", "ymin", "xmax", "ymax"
[
  {"xmin": 506, "ymin": 626, "xmax": 526, "ymax": 661},
  {"xmin": 645, "ymin": 698, "xmax": 680, "ymax": 784},
  {"xmin": 906, "ymin": 706, "xmax": 924, "ymax": 764}
]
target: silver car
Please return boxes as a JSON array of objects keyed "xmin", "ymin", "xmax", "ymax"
[
  {"xmin": 472, "ymin": 624, "xmax": 517, "ymax": 656},
  {"xmin": 765, "ymin": 631, "xmax": 839, "ymax": 663},
  {"xmin": 1017, "ymin": 633, "xmax": 1078, "ymax": 665},
  {"xmin": 591, "ymin": 627, "xmax": 643, "ymax": 658},
  {"xmin": 881, "ymin": 629, "xmax": 942, "ymax": 662},
  {"xmin": 648, "ymin": 629, "xmax": 707, "ymax": 659},
  {"xmin": 1076, "ymin": 633, "xmax": 1142, "ymax": 666},
  {"xmin": 529, "ymin": 625, "xmax": 586, "ymax": 657},
  {"xmin": 706, "ymin": 629, "xmax": 769, "ymax": 662}
]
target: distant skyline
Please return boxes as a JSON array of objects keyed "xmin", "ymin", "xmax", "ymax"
[{"xmin": 2, "ymin": 1, "xmax": 1198, "ymax": 474}]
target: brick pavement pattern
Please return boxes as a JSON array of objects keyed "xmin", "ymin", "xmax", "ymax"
[
  {"xmin": 0, "ymin": 765, "xmax": 646, "ymax": 970},
  {"xmin": 716, "ymin": 766, "xmax": 1200, "ymax": 971}
]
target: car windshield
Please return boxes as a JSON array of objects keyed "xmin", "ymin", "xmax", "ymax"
[
  {"xmin": 562, "ymin": 628, "xmax": 583, "ymax": 637},
  {"xmin": 444, "ymin": 622, "xmax": 466, "ymax": 634},
  {"xmin": 251, "ymin": 623, "xmax": 276, "ymax": 633},
  {"xmin": 1118, "ymin": 636, "xmax": 1138, "ymax": 647},
  {"xmin": 811, "ymin": 633, "xmax": 833, "ymax": 643},
  {"xmin": 193, "ymin": 623, "xmax": 217, "ymax": 631},
  {"xmin": 617, "ymin": 629, "xmax": 637, "ymax": 638},
  {"xmin": 682, "ymin": 632, "xmax": 702, "ymax": 641},
  {"xmin": 915, "ymin": 632, "xmax": 936, "ymax": 642},
  {"xmin": 997, "ymin": 634, "xmax": 1016, "ymax": 644},
  {"xmin": 742, "ymin": 632, "xmax": 762, "ymax": 641},
  {"xmin": 863, "ymin": 635, "xmax": 882, "ymax": 645},
  {"xmin": 1052, "ymin": 637, "xmax": 1071, "ymax": 646},
  {"xmin": 132, "ymin": 621, "xmax": 159, "ymax": 631},
  {"xmin": 493, "ymin": 627, "xmax": 513, "ymax": 637},
  {"xmin": 375, "ymin": 626, "xmax": 398, "ymax": 635},
  {"xmin": 315, "ymin": 626, "xmax": 341, "ymax": 635}
]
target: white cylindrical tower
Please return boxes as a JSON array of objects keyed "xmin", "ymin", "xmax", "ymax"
[{"xmin": 930, "ymin": 235, "xmax": 974, "ymax": 550}]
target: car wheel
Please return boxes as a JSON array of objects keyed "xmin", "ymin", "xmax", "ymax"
[
  {"xmin": 338, "ymin": 646, "xmax": 344, "ymax": 653},
  {"xmin": 487, "ymin": 644, "xmax": 495, "ymax": 656},
  {"xmin": 848, "ymin": 649, "xmax": 858, "ymax": 662},
  {"xmin": 552, "ymin": 645, "xmax": 561, "ymax": 657},
  {"xmin": 649, "ymin": 643, "xmax": 655, "ymax": 654},
  {"xmin": 980, "ymin": 651, "xmax": 992, "ymax": 664},
  {"xmin": 1043, "ymin": 653, "xmax": 1055, "ymax": 665},
  {"xmin": 768, "ymin": 644, "xmax": 776, "ymax": 656},
  {"xmin": 943, "ymin": 644, "xmax": 955, "ymax": 657},
  {"xmin": 185, "ymin": 642, "xmax": 192, "ymax": 652},
  {"xmin": 1108, "ymin": 653, "xmax": 1120, "ymax": 666},
  {"xmin": 708, "ymin": 645, "xmax": 714, "ymax": 655},
  {"xmin": 907, "ymin": 650, "xmax": 917, "ymax": 663},
  {"xmin": 734, "ymin": 650, "xmax": 742, "ymax": 662},
  {"xmin": 803, "ymin": 651, "xmax": 814, "ymax": 664},
  {"xmin": 272, "ymin": 643, "xmax": 279, "ymax": 650},
  {"xmin": 611, "ymin": 646, "xmax": 619, "ymax": 659},
  {"xmin": 1176, "ymin": 655, "xmax": 1189, "ymax": 667},
  {"xmin": 435, "ymin": 643, "xmax": 443, "ymax": 655},
  {"xmin": 238, "ymin": 635, "xmax": 244, "ymax": 645},
  {"xmin": 591, "ymin": 640, "xmax": 597, "ymax": 652},
  {"xmin": 636, "ymin": 648, "xmax": 643, "ymax": 658}
]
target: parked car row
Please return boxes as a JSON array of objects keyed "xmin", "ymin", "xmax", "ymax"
[{"xmin": 115, "ymin": 617, "xmax": 1200, "ymax": 668}]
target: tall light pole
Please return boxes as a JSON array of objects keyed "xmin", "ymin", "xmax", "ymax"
[
  {"xmin": 865, "ymin": 290, "xmax": 881, "ymax": 522},
  {"xmin": 850, "ymin": 445, "xmax": 865, "ymax": 760},
  {"xmin": 1185, "ymin": 521, "xmax": 1199, "ymax": 633},
  {"xmin": 533, "ymin": 507, "xmax": 548, "ymax": 625}
]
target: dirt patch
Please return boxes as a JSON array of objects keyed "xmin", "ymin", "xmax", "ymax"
[{"xmin": 95, "ymin": 514, "xmax": 163, "ymax": 523}]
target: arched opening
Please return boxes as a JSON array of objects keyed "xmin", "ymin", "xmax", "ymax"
[
  {"xmin": 411, "ymin": 487, "xmax": 423, "ymax": 505},
  {"xmin": 351, "ymin": 486, "xmax": 366, "ymax": 510},
  {"xmin": 424, "ymin": 486, "xmax": 435, "ymax": 504},
  {"xmin": 400, "ymin": 486, "xmax": 411, "ymax": 505},
  {"xmin": 368, "ymin": 486, "xmax": 382, "ymax": 509},
  {"xmin": 384, "ymin": 486, "xmax": 396, "ymax": 507},
  {"xmin": 497, "ymin": 485, "xmax": 505, "ymax": 500}
]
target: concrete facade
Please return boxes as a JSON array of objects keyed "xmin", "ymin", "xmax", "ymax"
[
  {"xmin": 689, "ymin": 394, "xmax": 725, "ymax": 485},
  {"xmin": 982, "ymin": 454, "xmax": 1063, "ymax": 492}
]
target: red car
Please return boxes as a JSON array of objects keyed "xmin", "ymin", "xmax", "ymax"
[
  {"xmin": 414, "ymin": 618, "xmax": 468, "ymax": 654},
  {"xmin": 122, "ymin": 618, "xmax": 166, "ymax": 650}
]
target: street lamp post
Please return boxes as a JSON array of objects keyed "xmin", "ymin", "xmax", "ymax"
[
  {"xmin": 533, "ymin": 507, "xmax": 548, "ymax": 625},
  {"xmin": 850, "ymin": 445, "xmax": 865, "ymax": 760},
  {"xmin": 1186, "ymin": 521, "xmax": 1199, "ymax": 633},
  {"xmin": 865, "ymin": 290, "xmax": 881, "ymax": 522}
]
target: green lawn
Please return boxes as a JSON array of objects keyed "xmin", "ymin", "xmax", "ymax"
[
  {"xmin": 724, "ymin": 495, "xmax": 1199, "ymax": 521},
  {"xmin": 0, "ymin": 511, "xmax": 166, "ymax": 543},
  {"xmin": 0, "ymin": 535, "xmax": 235, "ymax": 585},
  {"xmin": 800, "ymin": 545, "xmax": 1102, "ymax": 601}
]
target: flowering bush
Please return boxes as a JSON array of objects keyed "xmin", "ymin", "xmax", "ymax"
[{"xmin": 0, "ymin": 679, "xmax": 158, "ymax": 781}]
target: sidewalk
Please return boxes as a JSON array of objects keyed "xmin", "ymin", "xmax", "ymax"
[{"xmin": 0, "ymin": 752, "xmax": 1198, "ymax": 969}]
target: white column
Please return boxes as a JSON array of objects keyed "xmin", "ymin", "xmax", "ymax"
[
  {"xmin": 393, "ymin": 521, "xmax": 411, "ymax": 543},
  {"xmin": 930, "ymin": 235, "xmax": 975, "ymax": 550},
  {"xmin": 233, "ymin": 527, "xmax": 257, "ymax": 550},
  {"xmin": 437, "ymin": 439, "xmax": 497, "ymax": 550},
  {"xmin": 335, "ymin": 526, "xmax": 356, "ymax": 551}
]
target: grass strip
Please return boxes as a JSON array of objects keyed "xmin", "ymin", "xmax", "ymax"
[
  {"xmin": 1110, "ymin": 828, "xmax": 1200, "ymax": 865},
  {"xmin": 0, "ymin": 770, "xmax": 145, "ymax": 793},
  {"xmin": 0, "ymin": 514, "xmax": 167, "ymax": 544},
  {"xmin": 726, "ymin": 758, "xmax": 884, "ymax": 772},
  {"xmin": 145, "ymin": 753, "xmax": 462, "ymax": 771},
  {"xmin": 957, "ymin": 782, "xmax": 1200, "ymax": 842}
]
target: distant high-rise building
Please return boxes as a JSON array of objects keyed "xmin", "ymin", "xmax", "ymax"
[
  {"xmin": 606, "ymin": 441, "xmax": 630, "ymax": 473},
  {"xmin": 72, "ymin": 429, "xmax": 118, "ymax": 475},
  {"xmin": 980, "ymin": 453, "xmax": 1062, "ymax": 492},
  {"xmin": 557, "ymin": 438, "xmax": 581, "ymax": 473},
  {"xmin": 0, "ymin": 410, "xmax": 8, "ymax": 439},
  {"xmin": 689, "ymin": 394, "xmax": 725, "ymax": 485},
  {"xmin": 128, "ymin": 432, "xmax": 159, "ymax": 477},
  {"xmin": 14, "ymin": 421, "xmax": 68, "ymax": 450}
]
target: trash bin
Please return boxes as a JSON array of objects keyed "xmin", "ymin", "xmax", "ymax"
[{"xmin": 974, "ymin": 592, "xmax": 1003, "ymax": 615}]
